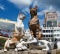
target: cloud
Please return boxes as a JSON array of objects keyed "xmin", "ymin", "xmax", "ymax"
[
  {"xmin": 21, "ymin": 0, "xmax": 46, "ymax": 15},
  {"xmin": 8, "ymin": 0, "xmax": 60, "ymax": 26},
  {"xmin": 37, "ymin": 10, "xmax": 45, "ymax": 16},
  {"xmin": 8, "ymin": 0, "xmax": 31, "ymax": 5},
  {"xmin": 22, "ymin": 8, "xmax": 30, "ymax": 14},
  {"xmin": 40, "ymin": 0, "xmax": 60, "ymax": 11},
  {"xmin": 32, "ymin": 0, "xmax": 38, "ymax": 7},
  {"xmin": 39, "ymin": 19, "xmax": 44, "ymax": 28},
  {"xmin": 8, "ymin": 0, "xmax": 60, "ymax": 14},
  {"xmin": 8, "ymin": 0, "xmax": 34, "ymax": 10},
  {"xmin": 0, "ymin": 4, "xmax": 5, "ymax": 10}
]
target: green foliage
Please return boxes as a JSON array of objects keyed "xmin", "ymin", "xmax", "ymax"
[{"xmin": 0, "ymin": 38, "xmax": 6, "ymax": 49}]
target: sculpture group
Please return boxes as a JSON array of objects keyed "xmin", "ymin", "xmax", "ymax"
[{"xmin": 3, "ymin": 6, "xmax": 52, "ymax": 52}]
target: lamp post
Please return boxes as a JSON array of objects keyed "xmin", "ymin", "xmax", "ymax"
[
  {"xmin": 51, "ymin": 21, "xmax": 56, "ymax": 49},
  {"xmin": 52, "ymin": 22, "xmax": 53, "ymax": 42},
  {"xmin": 49, "ymin": 21, "xmax": 54, "ymax": 50}
]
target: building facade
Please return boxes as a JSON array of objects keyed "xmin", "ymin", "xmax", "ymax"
[
  {"xmin": 42, "ymin": 11, "xmax": 60, "ymax": 41},
  {"xmin": 0, "ymin": 19, "xmax": 16, "ymax": 37},
  {"xmin": 44, "ymin": 11, "xmax": 58, "ymax": 27},
  {"xmin": 42, "ymin": 27, "xmax": 60, "ymax": 41}
]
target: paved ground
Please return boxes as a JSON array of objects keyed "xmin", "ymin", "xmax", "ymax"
[{"xmin": 0, "ymin": 49, "xmax": 60, "ymax": 54}]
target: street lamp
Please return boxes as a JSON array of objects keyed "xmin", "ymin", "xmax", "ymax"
[
  {"xmin": 51, "ymin": 21, "xmax": 57, "ymax": 49},
  {"xmin": 52, "ymin": 22, "xmax": 53, "ymax": 41}
]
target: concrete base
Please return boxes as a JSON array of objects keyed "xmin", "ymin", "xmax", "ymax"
[
  {"xmin": 0, "ymin": 50, "xmax": 47, "ymax": 54},
  {"xmin": 0, "ymin": 49, "xmax": 59, "ymax": 54}
]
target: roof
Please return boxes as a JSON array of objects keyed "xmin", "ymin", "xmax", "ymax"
[{"xmin": 0, "ymin": 18, "xmax": 16, "ymax": 24}]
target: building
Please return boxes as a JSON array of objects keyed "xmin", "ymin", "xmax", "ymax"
[
  {"xmin": 44, "ymin": 11, "xmax": 57, "ymax": 27},
  {"xmin": 42, "ymin": 11, "xmax": 60, "ymax": 41},
  {"xmin": 0, "ymin": 18, "xmax": 16, "ymax": 37},
  {"xmin": 57, "ymin": 13, "xmax": 60, "ymax": 27},
  {"xmin": 42, "ymin": 27, "xmax": 60, "ymax": 41}
]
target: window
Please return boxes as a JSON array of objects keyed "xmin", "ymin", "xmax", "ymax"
[
  {"xmin": 48, "ymin": 30, "xmax": 50, "ymax": 32},
  {"xmin": 43, "ymin": 30, "xmax": 45, "ymax": 33},
  {"xmin": 51, "ymin": 35, "xmax": 53, "ymax": 37},
  {"xmin": 57, "ymin": 34, "xmax": 59, "ymax": 36},
  {"xmin": 51, "ymin": 30, "xmax": 52, "ymax": 32},
  {"xmin": 43, "ymin": 35, "xmax": 45, "ymax": 37},
  {"xmin": 46, "ymin": 30, "xmax": 48, "ymax": 32},
  {"xmin": 49, "ymin": 35, "xmax": 50, "ymax": 37},
  {"xmin": 46, "ymin": 35, "xmax": 48, "ymax": 37}
]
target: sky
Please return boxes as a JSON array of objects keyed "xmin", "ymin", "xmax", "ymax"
[{"xmin": 0, "ymin": 0, "xmax": 60, "ymax": 29}]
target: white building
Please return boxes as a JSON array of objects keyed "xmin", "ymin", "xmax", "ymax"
[
  {"xmin": 42, "ymin": 11, "xmax": 60, "ymax": 41},
  {"xmin": 42, "ymin": 27, "xmax": 60, "ymax": 41},
  {"xmin": 0, "ymin": 18, "xmax": 16, "ymax": 37}
]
